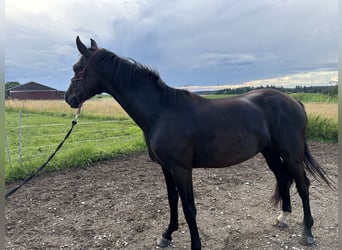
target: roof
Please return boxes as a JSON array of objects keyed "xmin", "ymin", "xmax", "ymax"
[{"xmin": 8, "ymin": 82, "xmax": 57, "ymax": 92}]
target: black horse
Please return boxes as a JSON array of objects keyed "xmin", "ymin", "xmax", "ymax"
[{"xmin": 65, "ymin": 37, "xmax": 333, "ymax": 249}]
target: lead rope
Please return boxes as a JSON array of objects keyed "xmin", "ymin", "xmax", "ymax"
[{"xmin": 5, "ymin": 105, "xmax": 82, "ymax": 200}]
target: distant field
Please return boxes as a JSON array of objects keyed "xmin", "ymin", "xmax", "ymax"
[
  {"xmin": 203, "ymin": 94, "xmax": 235, "ymax": 99},
  {"xmin": 204, "ymin": 92, "xmax": 338, "ymax": 103},
  {"xmin": 304, "ymin": 103, "xmax": 337, "ymax": 121},
  {"xmin": 5, "ymin": 93, "xmax": 337, "ymax": 182},
  {"xmin": 290, "ymin": 92, "xmax": 338, "ymax": 103},
  {"xmin": 5, "ymin": 98, "xmax": 129, "ymax": 119}
]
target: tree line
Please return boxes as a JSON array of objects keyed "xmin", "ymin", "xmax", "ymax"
[{"xmin": 198, "ymin": 85, "xmax": 338, "ymax": 97}]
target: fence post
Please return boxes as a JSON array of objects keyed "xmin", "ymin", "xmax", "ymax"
[
  {"xmin": 4, "ymin": 133, "xmax": 12, "ymax": 169},
  {"xmin": 19, "ymin": 110, "xmax": 23, "ymax": 167}
]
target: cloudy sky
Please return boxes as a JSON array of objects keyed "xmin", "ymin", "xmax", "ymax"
[{"xmin": 5, "ymin": 0, "xmax": 338, "ymax": 91}]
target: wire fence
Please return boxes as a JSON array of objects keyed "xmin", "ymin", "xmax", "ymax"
[{"xmin": 5, "ymin": 111, "xmax": 144, "ymax": 180}]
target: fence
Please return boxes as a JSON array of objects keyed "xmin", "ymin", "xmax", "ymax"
[{"xmin": 5, "ymin": 110, "xmax": 145, "ymax": 182}]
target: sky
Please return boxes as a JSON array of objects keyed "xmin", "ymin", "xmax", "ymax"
[{"xmin": 5, "ymin": 0, "xmax": 338, "ymax": 91}]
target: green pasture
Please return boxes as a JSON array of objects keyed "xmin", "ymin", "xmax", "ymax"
[
  {"xmin": 5, "ymin": 111, "xmax": 145, "ymax": 182},
  {"xmin": 290, "ymin": 93, "xmax": 338, "ymax": 103}
]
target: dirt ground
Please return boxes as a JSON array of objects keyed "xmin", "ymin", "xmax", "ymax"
[{"xmin": 5, "ymin": 142, "xmax": 338, "ymax": 250}]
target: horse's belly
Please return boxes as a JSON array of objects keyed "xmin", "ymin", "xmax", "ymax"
[
  {"xmin": 192, "ymin": 135, "xmax": 266, "ymax": 168},
  {"xmin": 193, "ymin": 152, "xmax": 255, "ymax": 168}
]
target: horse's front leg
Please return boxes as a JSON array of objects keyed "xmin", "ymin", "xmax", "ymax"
[
  {"xmin": 173, "ymin": 166, "xmax": 201, "ymax": 250},
  {"xmin": 157, "ymin": 167, "xmax": 180, "ymax": 247}
]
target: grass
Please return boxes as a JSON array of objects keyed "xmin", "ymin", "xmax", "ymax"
[
  {"xmin": 306, "ymin": 115, "xmax": 337, "ymax": 142},
  {"xmin": 290, "ymin": 93, "xmax": 338, "ymax": 103},
  {"xmin": 5, "ymin": 109, "xmax": 145, "ymax": 183},
  {"xmin": 5, "ymin": 93, "xmax": 337, "ymax": 182}
]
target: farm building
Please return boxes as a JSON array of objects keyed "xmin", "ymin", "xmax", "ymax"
[{"xmin": 7, "ymin": 82, "xmax": 65, "ymax": 100}]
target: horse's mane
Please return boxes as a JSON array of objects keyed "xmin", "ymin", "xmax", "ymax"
[
  {"xmin": 93, "ymin": 49, "xmax": 160, "ymax": 84},
  {"xmin": 92, "ymin": 49, "xmax": 197, "ymax": 107}
]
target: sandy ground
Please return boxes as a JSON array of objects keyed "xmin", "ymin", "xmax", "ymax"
[{"xmin": 5, "ymin": 142, "xmax": 338, "ymax": 250}]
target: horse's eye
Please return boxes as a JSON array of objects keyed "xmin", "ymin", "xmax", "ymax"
[{"xmin": 73, "ymin": 64, "xmax": 83, "ymax": 73}]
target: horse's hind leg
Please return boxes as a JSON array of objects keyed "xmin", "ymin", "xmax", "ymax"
[
  {"xmin": 262, "ymin": 149, "xmax": 293, "ymax": 227},
  {"xmin": 286, "ymin": 159, "xmax": 315, "ymax": 245}
]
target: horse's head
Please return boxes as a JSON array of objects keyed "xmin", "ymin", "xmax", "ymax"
[{"xmin": 65, "ymin": 36, "xmax": 103, "ymax": 108}]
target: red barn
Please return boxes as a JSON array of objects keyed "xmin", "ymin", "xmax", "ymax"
[{"xmin": 8, "ymin": 82, "xmax": 65, "ymax": 100}]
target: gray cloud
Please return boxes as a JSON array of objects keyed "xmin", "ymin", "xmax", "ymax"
[
  {"xmin": 191, "ymin": 53, "xmax": 275, "ymax": 71},
  {"xmin": 5, "ymin": 0, "xmax": 338, "ymax": 89}
]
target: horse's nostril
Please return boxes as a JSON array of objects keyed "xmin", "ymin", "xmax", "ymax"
[{"xmin": 64, "ymin": 93, "xmax": 79, "ymax": 108}]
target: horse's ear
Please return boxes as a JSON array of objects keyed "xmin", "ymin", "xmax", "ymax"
[
  {"xmin": 76, "ymin": 36, "xmax": 90, "ymax": 57},
  {"xmin": 90, "ymin": 39, "xmax": 98, "ymax": 50}
]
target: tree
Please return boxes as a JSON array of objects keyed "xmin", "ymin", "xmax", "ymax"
[
  {"xmin": 5, "ymin": 81, "xmax": 20, "ymax": 99},
  {"xmin": 329, "ymin": 85, "xmax": 338, "ymax": 97}
]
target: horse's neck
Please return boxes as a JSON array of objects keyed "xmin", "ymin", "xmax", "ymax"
[{"xmin": 104, "ymin": 70, "xmax": 168, "ymax": 134}]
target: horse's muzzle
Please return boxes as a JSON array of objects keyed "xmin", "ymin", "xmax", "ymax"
[{"xmin": 65, "ymin": 91, "xmax": 81, "ymax": 108}]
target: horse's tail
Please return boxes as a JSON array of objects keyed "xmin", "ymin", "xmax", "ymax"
[
  {"xmin": 303, "ymin": 141, "xmax": 336, "ymax": 190},
  {"xmin": 297, "ymin": 99, "xmax": 335, "ymax": 190},
  {"xmin": 270, "ymin": 177, "xmax": 294, "ymax": 207}
]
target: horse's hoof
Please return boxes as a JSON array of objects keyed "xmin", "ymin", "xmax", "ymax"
[
  {"xmin": 275, "ymin": 211, "xmax": 290, "ymax": 228},
  {"xmin": 300, "ymin": 235, "xmax": 315, "ymax": 246},
  {"xmin": 157, "ymin": 236, "xmax": 172, "ymax": 248},
  {"xmin": 275, "ymin": 220, "xmax": 288, "ymax": 228},
  {"xmin": 275, "ymin": 221, "xmax": 288, "ymax": 228}
]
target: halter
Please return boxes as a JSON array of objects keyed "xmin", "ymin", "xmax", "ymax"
[{"xmin": 70, "ymin": 50, "xmax": 98, "ymax": 104}]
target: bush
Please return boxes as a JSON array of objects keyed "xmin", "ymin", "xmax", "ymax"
[{"xmin": 306, "ymin": 115, "xmax": 338, "ymax": 142}]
